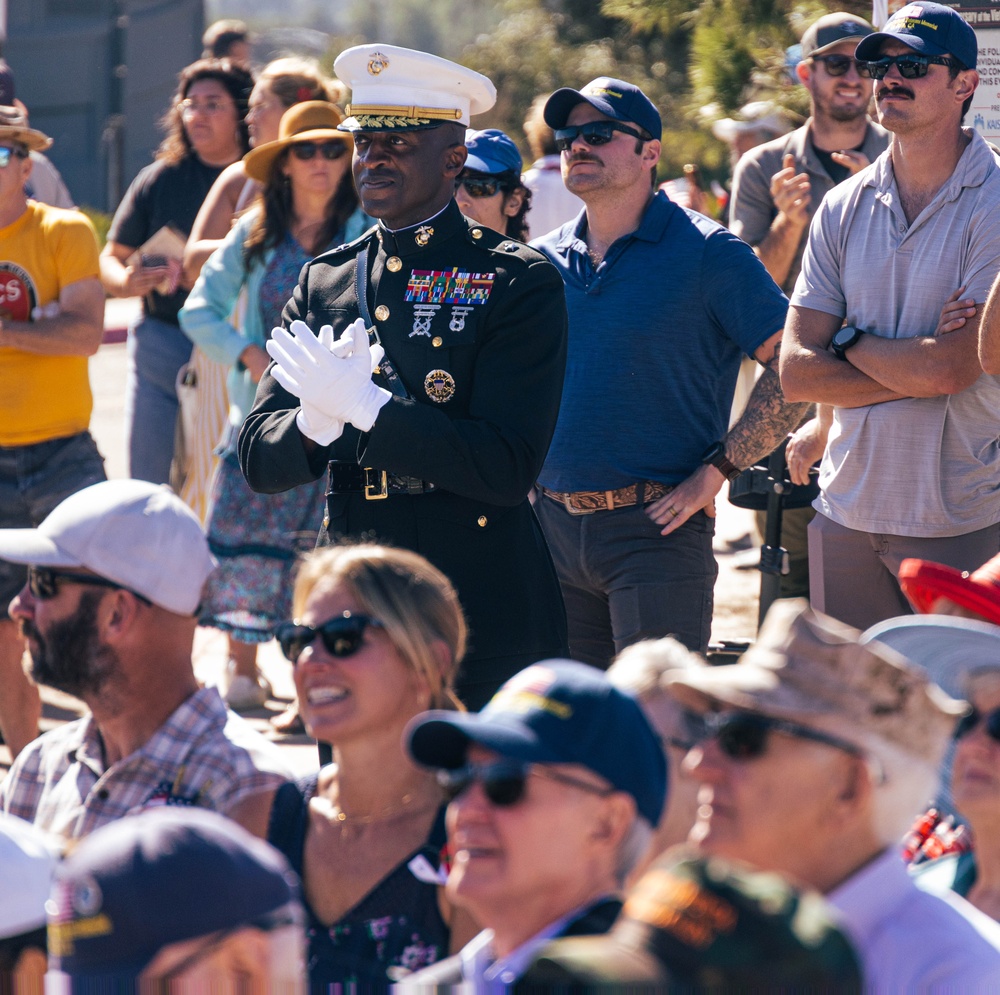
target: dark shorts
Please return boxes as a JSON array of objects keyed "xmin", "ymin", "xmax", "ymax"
[{"xmin": 0, "ymin": 432, "xmax": 107, "ymax": 608}]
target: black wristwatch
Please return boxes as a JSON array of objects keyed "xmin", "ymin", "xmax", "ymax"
[
  {"xmin": 831, "ymin": 325, "xmax": 864, "ymax": 361},
  {"xmin": 701, "ymin": 441, "xmax": 741, "ymax": 482}
]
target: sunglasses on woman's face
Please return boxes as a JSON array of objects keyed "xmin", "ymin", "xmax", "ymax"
[
  {"xmin": 863, "ymin": 54, "xmax": 959, "ymax": 80},
  {"xmin": 457, "ymin": 176, "xmax": 504, "ymax": 198},
  {"xmin": 273, "ymin": 612, "xmax": 383, "ymax": 663},
  {"xmin": 695, "ymin": 710, "xmax": 866, "ymax": 762},
  {"xmin": 437, "ymin": 761, "xmax": 614, "ymax": 807},
  {"xmin": 0, "ymin": 146, "xmax": 27, "ymax": 169},
  {"xmin": 289, "ymin": 141, "xmax": 348, "ymax": 162},
  {"xmin": 954, "ymin": 707, "xmax": 1000, "ymax": 744}
]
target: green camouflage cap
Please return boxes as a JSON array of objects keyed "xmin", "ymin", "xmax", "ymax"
[{"xmin": 518, "ymin": 852, "xmax": 862, "ymax": 992}]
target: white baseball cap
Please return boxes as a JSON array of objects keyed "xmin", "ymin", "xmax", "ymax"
[
  {"xmin": 0, "ymin": 479, "xmax": 217, "ymax": 616},
  {"xmin": 0, "ymin": 813, "xmax": 59, "ymax": 938}
]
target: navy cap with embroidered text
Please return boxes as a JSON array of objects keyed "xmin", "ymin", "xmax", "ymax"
[
  {"xmin": 544, "ymin": 77, "xmax": 662, "ymax": 141},
  {"xmin": 855, "ymin": 2, "xmax": 978, "ymax": 70},
  {"xmin": 406, "ymin": 659, "xmax": 667, "ymax": 825},
  {"xmin": 48, "ymin": 808, "xmax": 302, "ymax": 981}
]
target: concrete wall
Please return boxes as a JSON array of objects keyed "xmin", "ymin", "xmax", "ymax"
[{"xmin": 6, "ymin": 0, "xmax": 202, "ymax": 212}]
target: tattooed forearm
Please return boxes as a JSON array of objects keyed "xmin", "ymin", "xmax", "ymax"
[{"xmin": 725, "ymin": 350, "xmax": 811, "ymax": 469}]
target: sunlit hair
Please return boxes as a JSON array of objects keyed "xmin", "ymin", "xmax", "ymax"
[
  {"xmin": 258, "ymin": 56, "xmax": 345, "ymax": 109},
  {"xmin": 292, "ymin": 544, "xmax": 467, "ymax": 711},
  {"xmin": 524, "ymin": 93, "xmax": 558, "ymax": 160},
  {"xmin": 156, "ymin": 58, "xmax": 254, "ymax": 165}
]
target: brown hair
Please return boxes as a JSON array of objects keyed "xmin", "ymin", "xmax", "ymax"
[
  {"xmin": 292, "ymin": 544, "xmax": 467, "ymax": 710},
  {"xmin": 523, "ymin": 93, "xmax": 558, "ymax": 160},
  {"xmin": 258, "ymin": 57, "xmax": 346, "ymax": 110},
  {"xmin": 156, "ymin": 58, "xmax": 254, "ymax": 165}
]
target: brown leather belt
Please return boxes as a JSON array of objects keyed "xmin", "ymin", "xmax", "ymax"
[{"xmin": 540, "ymin": 481, "xmax": 674, "ymax": 515}]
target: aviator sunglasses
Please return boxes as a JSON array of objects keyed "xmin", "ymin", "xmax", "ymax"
[
  {"xmin": 863, "ymin": 54, "xmax": 959, "ymax": 80},
  {"xmin": 812, "ymin": 54, "xmax": 871, "ymax": 78},
  {"xmin": 27, "ymin": 565, "xmax": 152, "ymax": 604},
  {"xmin": 274, "ymin": 611, "xmax": 383, "ymax": 663},
  {"xmin": 695, "ymin": 710, "xmax": 867, "ymax": 762},
  {"xmin": 289, "ymin": 141, "xmax": 348, "ymax": 162},
  {"xmin": 954, "ymin": 707, "xmax": 1000, "ymax": 744},
  {"xmin": 437, "ymin": 760, "xmax": 615, "ymax": 808},
  {"xmin": 553, "ymin": 120, "xmax": 652, "ymax": 153}
]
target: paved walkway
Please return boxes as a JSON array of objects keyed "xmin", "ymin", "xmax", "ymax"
[{"xmin": 0, "ymin": 298, "xmax": 761, "ymax": 778}]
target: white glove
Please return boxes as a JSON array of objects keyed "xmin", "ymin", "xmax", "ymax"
[{"xmin": 266, "ymin": 318, "xmax": 390, "ymax": 443}]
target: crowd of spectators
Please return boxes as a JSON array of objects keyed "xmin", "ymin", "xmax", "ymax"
[{"xmin": 4, "ymin": 3, "xmax": 1000, "ymax": 988}]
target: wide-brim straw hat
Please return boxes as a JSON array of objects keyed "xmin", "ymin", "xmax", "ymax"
[
  {"xmin": 243, "ymin": 100, "xmax": 351, "ymax": 183},
  {"xmin": 0, "ymin": 105, "xmax": 52, "ymax": 152}
]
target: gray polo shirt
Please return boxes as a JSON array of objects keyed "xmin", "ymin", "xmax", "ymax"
[
  {"xmin": 730, "ymin": 119, "xmax": 889, "ymax": 293},
  {"xmin": 791, "ymin": 129, "xmax": 1000, "ymax": 538}
]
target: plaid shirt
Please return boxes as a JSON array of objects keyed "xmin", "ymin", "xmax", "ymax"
[{"xmin": 0, "ymin": 687, "xmax": 292, "ymax": 839}]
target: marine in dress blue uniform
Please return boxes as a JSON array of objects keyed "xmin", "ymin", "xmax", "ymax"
[{"xmin": 239, "ymin": 45, "xmax": 568, "ymax": 707}]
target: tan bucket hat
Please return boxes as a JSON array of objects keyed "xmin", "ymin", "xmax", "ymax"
[
  {"xmin": 0, "ymin": 105, "xmax": 52, "ymax": 152},
  {"xmin": 243, "ymin": 100, "xmax": 351, "ymax": 183}
]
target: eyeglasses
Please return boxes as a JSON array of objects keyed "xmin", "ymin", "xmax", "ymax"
[
  {"xmin": 553, "ymin": 120, "xmax": 652, "ymax": 153},
  {"xmin": 273, "ymin": 612, "xmax": 383, "ymax": 662},
  {"xmin": 695, "ymin": 710, "xmax": 866, "ymax": 762},
  {"xmin": 179, "ymin": 97, "xmax": 233, "ymax": 115},
  {"xmin": 0, "ymin": 146, "xmax": 27, "ymax": 168},
  {"xmin": 27, "ymin": 565, "xmax": 152, "ymax": 605},
  {"xmin": 863, "ymin": 54, "xmax": 959, "ymax": 80},
  {"xmin": 457, "ymin": 176, "xmax": 504, "ymax": 198},
  {"xmin": 812, "ymin": 54, "xmax": 871, "ymax": 78},
  {"xmin": 289, "ymin": 141, "xmax": 348, "ymax": 162},
  {"xmin": 954, "ymin": 707, "xmax": 1000, "ymax": 744},
  {"xmin": 437, "ymin": 761, "xmax": 615, "ymax": 807}
]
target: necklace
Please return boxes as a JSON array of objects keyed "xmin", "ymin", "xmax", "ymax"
[
  {"xmin": 587, "ymin": 244, "xmax": 604, "ymax": 267},
  {"xmin": 328, "ymin": 791, "xmax": 438, "ymax": 827}
]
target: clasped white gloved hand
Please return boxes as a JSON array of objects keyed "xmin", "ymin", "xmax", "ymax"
[{"xmin": 266, "ymin": 318, "xmax": 390, "ymax": 444}]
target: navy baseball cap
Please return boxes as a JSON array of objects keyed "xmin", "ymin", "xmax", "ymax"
[
  {"xmin": 406, "ymin": 659, "xmax": 667, "ymax": 826},
  {"xmin": 47, "ymin": 808, "xmax": 302, "ymax": 983},
  {"xmin": 544, "ymin": 77, "xmax": 662, "ymax": 141},
  {"xmin": 464, "ymin": 128, "xmax": 522, "ymax": 175},
  {"xmin": 856, "ymin": 2, "xmax": 978, "ymax": 69}
]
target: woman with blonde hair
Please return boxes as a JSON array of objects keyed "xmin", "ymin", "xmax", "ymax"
[{"xmin": 231, "ymin": 543, "xmax": 477, "ymax": 988}]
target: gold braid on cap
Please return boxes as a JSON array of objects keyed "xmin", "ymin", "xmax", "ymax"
[{"xmin": 346, "ymin": 103, "xmax": 463, "ymax": 123}]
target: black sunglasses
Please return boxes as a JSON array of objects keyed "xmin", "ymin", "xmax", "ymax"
[
  {"xmin": 290, "ymin": 141, "xmax": 348, "ymax": 162},
  {"xmin": 553, "ymin": 120, "xmax": 652, "ymax": 153},
  {"xmin": 864, "ymin": 54, "xmax": 959, "ymax": 80},
  {"xmin": 273, "ymin": 611, "xmax": 383, "ymax": 663},
  {"xmin": 695, "ymin": 710, "xmax": 866, "ymax": 762},
  {"xmin": 457, "ymin": 176, "xmax": 504, "ymax": 198},
  {"xmin": 27, "ymin": 565, "xmax": 152, "ymax": 605},
  {"xmin": 812, "ymin": 54, "xmax": 871, "ymax": 78},
  {"xmin": 437, "ymin": 761, "xmax": 614, "ymax": 808},
  {"xmin": 954, "ymin": 707, "xmax": 1000, "ymax": 743}
]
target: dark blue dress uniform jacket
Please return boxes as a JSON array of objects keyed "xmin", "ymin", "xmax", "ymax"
[{"xmin": 239, "ymin": 200, "xmax": 568, "ymax": 706}]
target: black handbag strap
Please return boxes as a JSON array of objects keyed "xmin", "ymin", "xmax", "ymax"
[{"xmin": 354, "ymin": 243, "xmax": 411, "ymax": 400}]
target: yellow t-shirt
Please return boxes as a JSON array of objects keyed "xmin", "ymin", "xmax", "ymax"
[{"xmin": 0, "ymin": 201, "xmax": 101, "ymax": 446}]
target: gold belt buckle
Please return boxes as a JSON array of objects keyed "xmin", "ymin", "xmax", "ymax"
[{"xmin": 363, "ymin": 467, "xmax": 388, "ymax": 500}]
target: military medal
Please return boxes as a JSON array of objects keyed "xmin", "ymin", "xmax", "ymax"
[{"xmin": 424, "ymin": 369, "xmax": 456, "ymax": 403}]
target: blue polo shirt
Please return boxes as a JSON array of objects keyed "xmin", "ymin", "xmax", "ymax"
[{"xmin": 532, "ymin": 191, "xmax": 788, "ymax": 492}]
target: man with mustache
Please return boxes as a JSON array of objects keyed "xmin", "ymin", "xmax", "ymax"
[
  {"xmin": 240, "ymin": 45, "xmax": 568, "ymax": 709},
  {"xmin": 530, "ymin": 77, "xmax": 806, "ymax": 667},
  {"xmin": 780, "ymin": 3, "xmax": 1000, "ymax": 631},
  {"xmin": 0, "ymin": 479, "xmax": 290, "ymax": 840}
]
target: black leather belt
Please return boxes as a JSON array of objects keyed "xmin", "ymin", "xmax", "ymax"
[{"xmin": 327, "ymin": 462, "xmax": 436, "ymax": 501}]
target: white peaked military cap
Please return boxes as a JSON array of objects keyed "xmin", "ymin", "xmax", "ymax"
[{"xmin": 335, "ymin": 43, "xmax": 496, "ymax": 132}]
